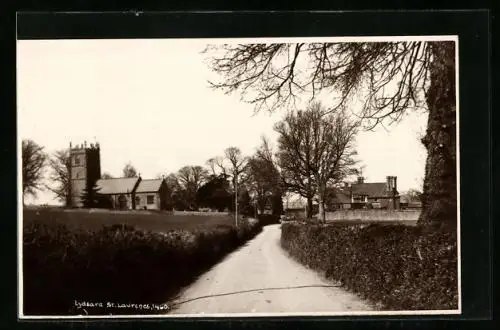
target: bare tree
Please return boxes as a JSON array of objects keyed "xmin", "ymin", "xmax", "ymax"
[
  {"xmin": 22, "ymin": 139, "xmax": 47, "ymax": 201},
  {"xmin": 177, "ymin": 166, "xmax": 208, "ymax": 192},
  {"xmin": 177, "ymin": 165, "xmax": 209, "ymax": 210},
  {"xmin": 215, "ymin": 155, "xmax": 228, "ymax": 176},
  {"xmin": 310, "ymin": 103, "xmax": 359, "ymax": 221},
  {"xmin": 403, "ymin": 189, "xmax": 423, "ymax": 203},
  {"xmin": 246, "ymin": 136, "xmax": 282, "ymax": 214},
  {"xmin": 45, "ymin": 149, "xmax": 71, "ymax": 206},
  {"xmin": 206, "ymin": 41, "xmax": 456, "ymax": 228},
  {"xmin": 224, "ymin": 147, "xmax": 249, "ymax": 188},
  {"xmin": 165, "ymin": 173, "xmax": 180, "ymax": 189},
  {"xmin": 206, "ymin": 158, "xmax": 218, "ymax": 176},
  {"xmin": 275, "ymin": 102, "xmax": 358, "ymax": 219},
  {"xmin": 122, "ymin": 162, "xmax": 138, "ymax": 178},
  {"xmin": 223, "ymin": 147, "xmax": 249, "ymax": 223},
  {"xmin": 164, "ymin": 173, "xmax": 184, "ymax": 210}
]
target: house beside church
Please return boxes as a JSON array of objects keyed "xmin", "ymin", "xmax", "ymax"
[{"xmin": 68, "ymin": 141, "xmax": 168, "ymax": 210}]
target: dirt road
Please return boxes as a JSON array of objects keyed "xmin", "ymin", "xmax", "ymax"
[{"xmin": 169, "ymin": 224, "xmax": 372, "ymax": 314}]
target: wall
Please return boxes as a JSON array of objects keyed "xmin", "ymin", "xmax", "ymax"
[
  {"xmin": 284, "ymin": 208, "xmax": 306, "ymax": 219},
  {"xmin": 70, "ymin": 148, "xmax": 87, "ymax": 207},
  {"xmin": 135, "ymin": 192, "xmax": 160, "ymax": 210},
  {"xmin": 173, "ymin": 210, "xmax": 230, "ymax": 216},
  {"xmin": 323, "ymin": 209, "xmax": 420, "ymax": 223},
  {"xmin": 70, "ymin": 180, "xmax": 86, "ymax": 207},
  {"xmin": 110, "ymin": 194, "xmax": 133, "ymax": 210}
]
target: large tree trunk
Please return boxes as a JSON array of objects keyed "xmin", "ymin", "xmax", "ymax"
[
  {"xmin": 318, "ymin": 200, "xmax": 326, "ymax": 223},
  {"xmin": 306, "ymin": 197, "xmax": 313, "ymax": 218},
  {"xmin": 419, "ymin": 41, "xmax": 457, "ymax": 230},
  {"xmin": 318, "ymin": 184, "xmax": 327, "ymax": 222}
]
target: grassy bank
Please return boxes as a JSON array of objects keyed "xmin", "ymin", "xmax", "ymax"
[
  {"xmin": 23, "ymin": 214, "xmax": 261, "ymax": 316},
  {"xmin": 280, "ymin": 222, "xmax": 458, "ymax": 311}
]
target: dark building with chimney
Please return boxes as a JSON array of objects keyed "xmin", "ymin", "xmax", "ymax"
[{"xmin": 326, "ymin": 175, "xmax": 401, "ymax": 210}]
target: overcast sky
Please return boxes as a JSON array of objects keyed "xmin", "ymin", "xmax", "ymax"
[{"xmin": 17, "ymin": 38, "xmax": 428, "ymax": 205}]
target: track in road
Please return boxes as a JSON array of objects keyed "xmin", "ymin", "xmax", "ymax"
[{"xmin": 168, "ymin": 224, "xmax": 373, "ymax": 315}]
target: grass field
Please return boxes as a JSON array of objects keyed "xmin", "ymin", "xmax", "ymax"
[{"xmin": 23, "ymin": 207, "xmax": 236, "ymax": 233}]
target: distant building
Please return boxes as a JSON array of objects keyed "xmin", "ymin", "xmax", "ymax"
[
  {"xmin": 95, "ymin": 177, "xmax": 140, "ymax": 210},
  {"xmin": 327, "ymin": 176, "xmax": 401, "ymax": 210},
  {"xmin": 133, "ymin": 178, "xmax": 169, "ymax": 210},
  {"xmin": 399, "ymin": 196, "xmax": 423, "ymax": 209},
  {"xmin": 68, "ymin": 141, "xmax": 168, "ymax": 210}
]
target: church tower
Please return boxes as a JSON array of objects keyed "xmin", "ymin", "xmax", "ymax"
[{"xmin": 69, "ymin": 141, "xmax": 101, "ymax": 207}]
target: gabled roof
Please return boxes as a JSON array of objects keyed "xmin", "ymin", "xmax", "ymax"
[
  {"xmin": 351, "ymin": 182, "xmax": 392, "ymax": 197},
  {"xmin": 96, "ymin": 177, "xmax": 139, "ymax": 195},
  {"xmin": 327, "ymin": 181, "xmax": 399, "ymax": 201},
  {"xmin": 135, "ymin": 179, "xmax": 164, "ymax": 193}
]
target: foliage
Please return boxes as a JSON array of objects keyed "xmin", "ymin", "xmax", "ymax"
[
  {"xmin": 245, "ymin": 137, "xmax": 283, "ymax": 215},
  {"xmin": 177, "ymin": 165, "xmax": 209, "ymax": 210},
  {"xmin": 101, "ymin": 172, "xmax": 113, "ymax": 179},
  {"xmin": 256, "ymin": 214, "xmax": 281, "ymax": 226},
  {"xmin": 22, "ymin": 139, "xmax": 47, "ymax": 198},
  {"xmin": 237, "ymin": 187, "xmax": 254, "ymax": 216},
  {"xmin": 281, "ymin": 222, "xmax": 458, "ymax": 310},
  {"xmin": 196, "ymin": 174, "xmax": 232, "ymax": 211},
  {"xmin": 23, "ymin": 217, "xmax": 261, "ymax": 315},
  {"xmin": 122, "ymin": 162, "xmax": 138, "ymax": 178},
  {"xmin": 270, "ymin": 193, "xmax": 284, "ymax": 216},
  {"xmin": 81, "ymin": 179, "xmax": 101, "ymax": 208},
  {"xmin": 402, "ymin": 189, "xmax": 423, "ymax": 202}
]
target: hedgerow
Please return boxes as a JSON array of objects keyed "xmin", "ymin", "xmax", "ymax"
[
  {"xmin": 23, "ymin": 218, "xmax": 261, "ymax": 315},
  {"xmin": 280, "ymin": 222, "xmax": 458, "ymax": 310}
]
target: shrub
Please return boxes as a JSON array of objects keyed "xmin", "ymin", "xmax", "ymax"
[
  {"xmin": 280, "ymin": 222, "xmax": 458, "ymax": 310},
  {"xmin": 23, "ymin": 218, "xmax": 261, "ymax": 315},
  {"xmin": 256, "ymin": 214, "xmax": 280, "ymax": 226}
]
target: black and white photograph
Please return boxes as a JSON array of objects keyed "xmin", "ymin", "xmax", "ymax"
[{"xmin": 18, "ymin": 34, "xmax": 460, "ymax": 318}]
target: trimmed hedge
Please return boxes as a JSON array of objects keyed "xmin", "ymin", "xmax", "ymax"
[
  {"xmin": 281, "ymin": 222, "xmax": 458, "ymax": 310},
  {"xmin": 23, "ymin": 218, "xmax": 261, "ymax": 315}
]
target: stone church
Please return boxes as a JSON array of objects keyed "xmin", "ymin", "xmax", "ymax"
[{"xmin": 68, "ymin": 142, "xmax": 168, "ymax": 210}]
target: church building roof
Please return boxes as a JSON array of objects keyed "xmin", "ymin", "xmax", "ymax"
[
  {"xmin": 135, "ymin": 179, "xmax": 164, "ymax": 193},
  {"xmin": 96, "ymin": 177, "xmax": 140, "ymax": 195}
]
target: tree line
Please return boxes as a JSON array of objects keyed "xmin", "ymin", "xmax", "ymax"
[{"xmin": 22, "ymin": 102, "xmax": 364, "ymax": 220}]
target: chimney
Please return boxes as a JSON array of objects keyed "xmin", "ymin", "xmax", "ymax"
[
  {"xmin": 84, "ymin": 141, "xmax": 87, "ymax": 148},
  {"xmin": 69, "ymin": 142, "xmax": 72, "ymax": 149},
  {"xmin": 357, "ymin": 176, "xmax": 364, "ymax": 184},
  {"xmin": 386, "ymin": 176, "xmax": 398, "ymax": 194}
]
